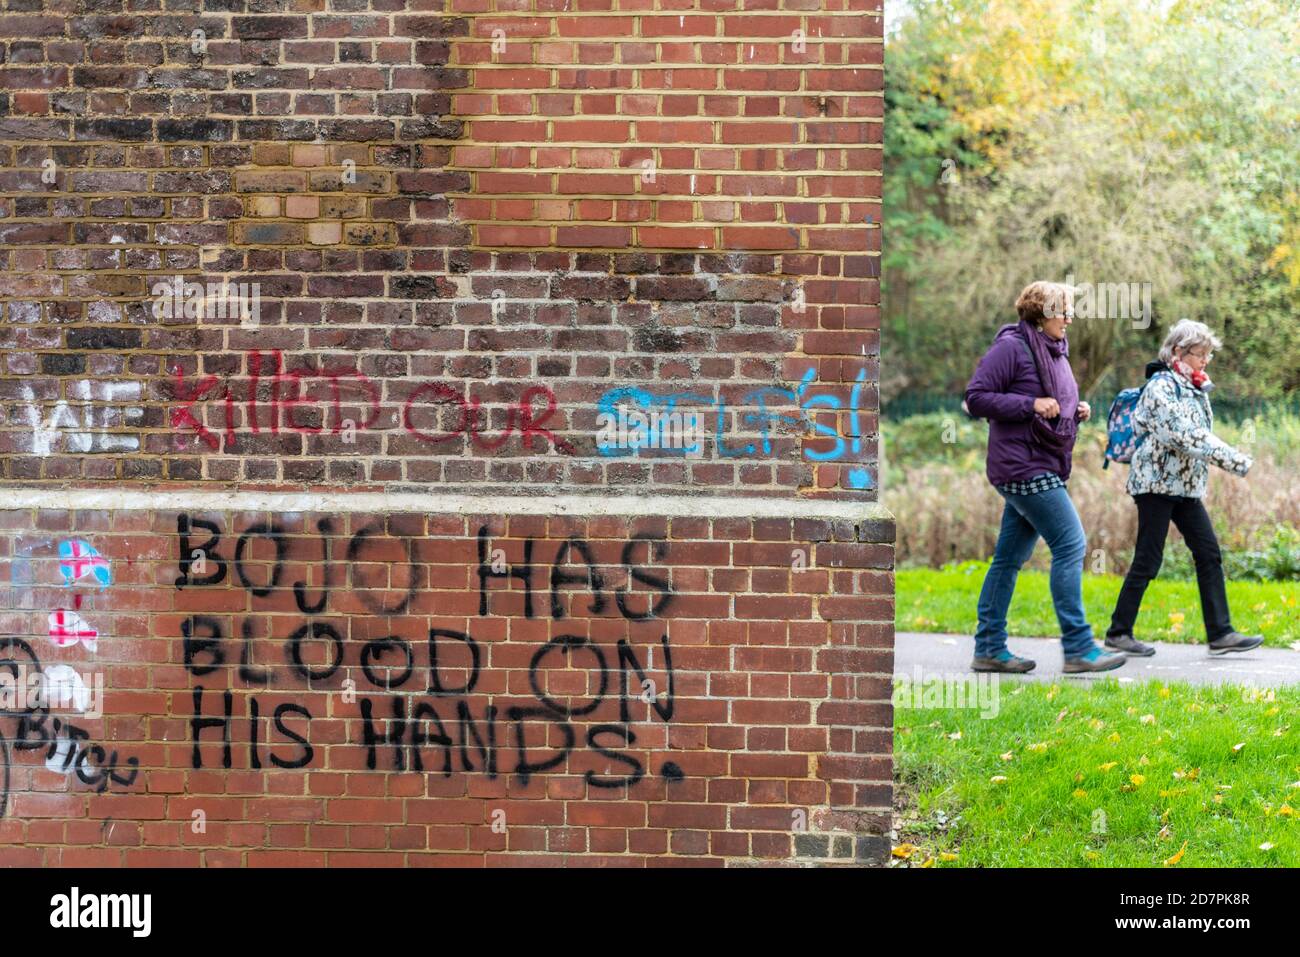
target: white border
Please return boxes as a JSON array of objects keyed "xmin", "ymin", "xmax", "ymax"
[{"xmin": 0, "ymin": 488, "xmax": 892, "ymax": 523}]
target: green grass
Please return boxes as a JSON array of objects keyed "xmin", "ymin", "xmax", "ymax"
[
  {"xmin": 898, "ymin": 562, "xmax": 1300, "ymax": 646},
  {"xmin": 894, "ymin": 680, "xmax": 1300, "ymax": 867}
]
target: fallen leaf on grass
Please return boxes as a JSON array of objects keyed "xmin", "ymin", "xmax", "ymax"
[
  {"xmin": 1163, "ymin": 841, "xmax": 1188, "ymax": 867},
  {"xmin": 892, "ymin": 844, "xmax": 916, "ymax": 859}
]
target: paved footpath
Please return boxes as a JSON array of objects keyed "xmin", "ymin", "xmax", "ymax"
[{"xmin": 896, "ymin": 632, "xmax": 1300, "ymax": 686}]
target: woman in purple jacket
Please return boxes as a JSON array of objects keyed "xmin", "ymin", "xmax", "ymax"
[{"xmin": 963, "ymin": 282, "xmax": 1126, "ymax": 674}]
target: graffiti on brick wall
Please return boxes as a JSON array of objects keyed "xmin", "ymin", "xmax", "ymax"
[
  {"xmin": 402, "ymin": 381, "xmax": 575, "ymax": 455},
  {"xmin": 170, "ymin": 350, "xmax": 574, "ymax": 455},
  {"xmin": 18, "ymin": 382, "xmax": 144, "ymax": 457},
  {"xmin": 1, "ymin": 539, "xmax": 138, "ymax": 819},
  {"xmin": 595, "ymin": 367, "xmax": 874, "ymax": 488},
  {"xmin": 176, "ymin": 516, "xmax": 681, "ymax": 787}
]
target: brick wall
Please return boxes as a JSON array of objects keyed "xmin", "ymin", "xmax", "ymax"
[
  {"xmin": 0, "ymin": 0, "xmax": 880, "ymax": 497},
  {"xmin": 0, "ymin": 0, "xmax": 891, "ymax": 868},
  {"xmin": 1, "ymin": 493, "xmax": 893, "ymax": 865}
]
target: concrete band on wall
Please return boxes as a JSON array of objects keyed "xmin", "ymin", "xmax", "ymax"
[{"xmin": 0, "ymin": 488, "xmax": 894, "ymax": 524}]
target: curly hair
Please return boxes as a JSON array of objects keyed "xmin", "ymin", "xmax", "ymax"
[{"xmin": 1014, "ymin": 281, "xmax": 1072, "ymax": 326}]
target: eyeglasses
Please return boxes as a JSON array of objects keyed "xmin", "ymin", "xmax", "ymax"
[{"xmin": 1185, "ymin": 350, "xmax": 1213, "ymax": 363}]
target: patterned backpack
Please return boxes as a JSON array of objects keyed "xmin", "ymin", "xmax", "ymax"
[{"xmin": 1103, "ymin": 372, "xmax": 1179, "ymax": 469}]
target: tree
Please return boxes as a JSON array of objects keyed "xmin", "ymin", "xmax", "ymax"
[{"xmin": 884, "ymin": 0, "xmax": 1300, "ymax": 400}]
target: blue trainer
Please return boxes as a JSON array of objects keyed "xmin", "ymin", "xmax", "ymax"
[{"xmin": 1063, "ymin": 646, "xmax": 1126, "ymax": 673}]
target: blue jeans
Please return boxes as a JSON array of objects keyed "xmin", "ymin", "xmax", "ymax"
[{"xmin": 974, "ymin": 484, "xmax": 1096, "ymax": 658}]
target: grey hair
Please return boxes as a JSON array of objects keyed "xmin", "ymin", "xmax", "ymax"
[{"xmin": 1158, "ymin": 319, "xmax": 1222, "ymax": 365}]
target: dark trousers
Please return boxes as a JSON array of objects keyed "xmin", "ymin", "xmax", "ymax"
[{"xmin": 1108, "ymin": 494, "xmax": 1233, "ymax": 642}]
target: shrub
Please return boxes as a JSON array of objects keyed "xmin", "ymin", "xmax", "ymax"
[{"xmin": 884, "ymin": 411, "xmax": 1300, "ymax": 579}]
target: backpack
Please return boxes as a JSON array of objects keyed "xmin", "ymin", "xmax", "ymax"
[{"xmin": 1103, "ymin": 371, "xmax": 1180, "ymax": 469}]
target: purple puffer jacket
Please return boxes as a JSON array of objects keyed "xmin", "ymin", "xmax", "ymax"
[{"xmin": 964, "ymin": 323, "xmax": 1080, "ymax": 486}]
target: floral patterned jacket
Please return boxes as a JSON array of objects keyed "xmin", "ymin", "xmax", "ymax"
[{"xmin": 1127, "ymin": 364, "xmax": 1252, "ymax": 498}]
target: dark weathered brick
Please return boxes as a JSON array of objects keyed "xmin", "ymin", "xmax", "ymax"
[
  {"xmin": 157, "ymin": 119, "xmax": 235, "ymax": 142},
  {"xmin": 39, "ymin": 353, "xmax": 86, "ymax": 374},
  {"xmin": 232, "ymin": 16, "xmax": 309, "ymax": 39},
  {"xmin": 73, "ymin": 118, "xmax": 152, "ymax": 141},
  {"xmin": 794, "ymin": 834, "xmax": 831, "ymax": 857},
  {"xmin": 66, "ymin": 328, "xmax": 143, "ymax": 350}
]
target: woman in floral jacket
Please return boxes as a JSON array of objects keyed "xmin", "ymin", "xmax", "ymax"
[{"xmin": 1105, "ymin": 319, "xmax": 1263, "ymax": 657}]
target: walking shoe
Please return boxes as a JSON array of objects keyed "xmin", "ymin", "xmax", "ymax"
[
  {"xmin": 1063, "ymin": 647, "xmax": 1127, "ymax": 673},
  {"xmin": 1104, "ymin": 633, "xmax": 1156, "ymax": 657},
  {"xmin": 1208, "ymin": 632, "xmax": 1264, "ymax": 656},
  {"xmin": 971, "ymin": 650, "xmax": 1036, "ymax": 673}
]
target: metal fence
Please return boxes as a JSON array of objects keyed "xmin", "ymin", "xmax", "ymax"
[{"xmin": 883, "ymin": 391, "xmax": 1300, "ymax": 423}]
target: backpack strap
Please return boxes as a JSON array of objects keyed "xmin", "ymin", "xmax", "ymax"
[
  {"xmin": 1014, "ymin": 332, "xmax": 1051, "ymax": 399},
  {"xmin": 1015, "ymin": 335, "xmax": 1033, "ymax": 364}
]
